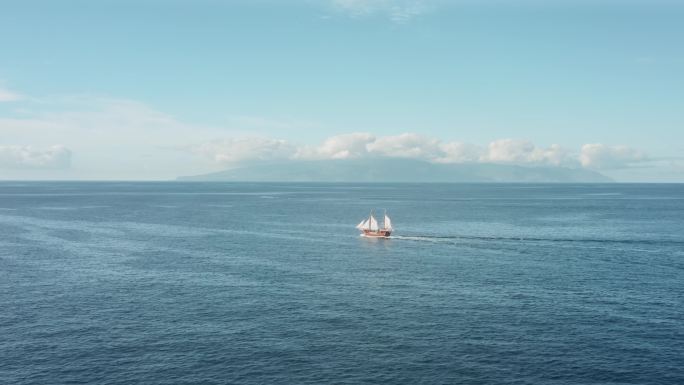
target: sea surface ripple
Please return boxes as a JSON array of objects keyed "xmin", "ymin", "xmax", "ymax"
[{"xmin": 1, "ymin": 182, "xmax": 683, "ymax": 384}]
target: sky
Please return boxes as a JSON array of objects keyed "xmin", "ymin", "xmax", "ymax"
[{"xmin": 0, "ymin": 0, "xmax": 683, "ymax": 181}]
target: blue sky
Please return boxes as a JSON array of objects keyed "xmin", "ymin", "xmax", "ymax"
[{"xmin": 1, "ymin": 0, "xmax": 683, "ymax": 180}]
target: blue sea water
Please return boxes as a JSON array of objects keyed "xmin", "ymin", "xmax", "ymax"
[{"xmin": 1, "ymin": 182, "xmax": 683, "ymax": 384}]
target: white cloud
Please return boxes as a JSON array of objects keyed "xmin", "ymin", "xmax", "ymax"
[
  {"xmin": 190, "ymin": 134, "xmax": 655, "ymax": 176},
  {"xmin": 436, "ymin": 141, "xmax": 482, "ymax": 163},
  {"xmin": 290, "ymin": 132, "xmax": 482, "ymax": 164},
  {"xmin": 0, "ymin": 88, "xmax": 654, "ymax": 179},
  {"xmin": 296, "ymin": 132, "xmax": 376, "ymax": 160},
  {"xmin": 1, "ymin": 96, "xmax": 200, "ymax": 143},
  {"xmin": 332, "ymin": 0, "xmax": 428, "ymax": 22},
  {"xmin": 579, "ymin": 143, "xmax": 646, "ymax": 169},
  {"xmin": 0, "ymin": 94, "xmax": 247, "ymax": 179},
  {"xmin": 0, "ymin": 87, "xmax": 23, "ymax": 102},
  {"xmin": 0, "ymin": 145, "xmax": 71, "ymax": 169},
  {"xmin": 189, "ymin": 137, "xmax": 297, "ymax": 164},
  {"xmin": 368, "ymin": 133, "xmax": 440, "ymax": 159},
  {"xmin": 482, "ymin": 139, "xmax": 576, "ymax": 166},
  {"xmin": 0, "ymin": 92, "xmax": 332, "ymax": 179},
  {"xmin": 290, "ymin": 132, "xmax": 482, "ymax": 163},
  {"xmin": 365, "ymin": 133, "xmax": 482, "ymax": 163},
  {"xmin": 483, "ymin": 139, "xmax": 536, "ymax": 163},
  {"xmin": 192, "ymin": 133, "xmax": 606, "ymax": 170}
]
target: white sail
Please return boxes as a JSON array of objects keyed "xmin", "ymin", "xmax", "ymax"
[
  {"xmin": 356, "ymin": 219, "xmax": 369, "ymax": 229},
  {"xmin": 369, "ymin": 215, "xmax": 379, "ymax": 231},
  {"xmin": 384, "ymin": 215, "xmax": 392, "ymax": 230}
]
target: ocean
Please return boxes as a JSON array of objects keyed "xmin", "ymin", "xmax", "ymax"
[{"xmin": 1, "ymin": 182, "xmax": 683, "ymax": 384}]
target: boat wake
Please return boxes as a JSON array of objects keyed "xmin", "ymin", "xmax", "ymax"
[
  {"xmin": 389, "ymin": 234, "xmax": 684, "ymax": 246},
  {"xmin": 387, "ymin": 235, "xmax": 440, "ymax": 242}
]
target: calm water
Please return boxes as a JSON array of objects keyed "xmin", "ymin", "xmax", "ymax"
[{"xmin": 1, "ymin": 182, "xmax": 683, "ymax": 384}]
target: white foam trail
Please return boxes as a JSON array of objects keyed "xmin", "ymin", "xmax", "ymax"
[{"xmin": 389, "ymin": 235, "xmax": 441, "ymax": 243}]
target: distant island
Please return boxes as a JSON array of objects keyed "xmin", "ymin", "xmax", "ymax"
[{"xmin": 178, "ymin": 158, "xmax": 612, "ymax": 183}]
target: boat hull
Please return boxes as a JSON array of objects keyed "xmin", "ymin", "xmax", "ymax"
[{"xmin": 362, "ymin": 229, "xmax": 392, "ymax": 238}]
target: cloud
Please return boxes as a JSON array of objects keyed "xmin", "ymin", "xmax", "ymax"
[
  {"xmin": 290, "ymin": 133, "xmax": 482, "ymax": 164},
  {"xmin": 579, "ymin": 143, "xmax": 646, "ymax": 169},
  {"xmin": 0, "ymin": 94, "xmax": 252, "ymax": 179},
  {"xmin": 368, "ymin": 133, "xmax": 440, "ymax": 159},
  {"xmin": 331, "ymin": 0, "xmax": 428, "ymax": 22},
  {"xmin": 296, "ymin": 132, "xmax": 376, "ymax": 160},
  {"xmin": 0, "ymin": 87, "xmax": 652, "ymax": 179},
  {"xmin": 190, "ymin": 133, "xmax": 654, "ymax": 177},
  {"xmin": 0, "ymin": 145, "xmax": 71, "ymax": 169},
  {"xmin": 192, "ymin": 133, "xmax": 622, "ymax": 170},
  {"xmin": 436, "ymin": 141, "xmax": 483, "ymax": 164},
  {"xmin": 1, "ymin": 96, "xmax": 197, "ymax": 142},
  {"xmin": 0, "ymin": 91, "xmax": 350, "ymax": 179},
  {"xmin": 366, "ymin": 133, "xmax": 482, "ymax": 163},
  {"xmin": 189, "ymin": 137, "xmax": 297, "ymax": 164},
  {"xmin": 482, "ymin": 139, "xmax": 575, "ymax": 166},
  {"xmin": 0, "ymin": 87, "xmax": 23, "ymax": 102}
]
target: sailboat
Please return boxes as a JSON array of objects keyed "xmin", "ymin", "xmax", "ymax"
[{"xmin": 356, "ymin": 210, "xmax": 393, "ymax": 238}]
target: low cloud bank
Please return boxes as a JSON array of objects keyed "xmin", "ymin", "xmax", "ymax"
[
  {"xmin": 0, "ymin": 145, "xmax": 72, "ymax": 169},
  {"xmin": 579, "ymin": 143, "xmax": 646, "ymax": 169},
  {"xmin": 190, "ymin": 133, "xmax": 646, "ymax": 171},
  {"xmin": 191, "ymin": 138, "xmax": 296, "ymax": 164}
]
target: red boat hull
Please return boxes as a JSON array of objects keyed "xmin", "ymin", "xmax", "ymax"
[{"xmin": 362, "ymin": 229, "xmax": 392, "ymax": 238}]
